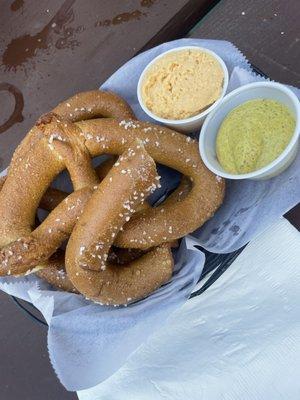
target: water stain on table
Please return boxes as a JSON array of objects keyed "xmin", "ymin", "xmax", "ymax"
[
  {"xmin": 0, "ymin": 83, "xmax": 24, "ymax": 134},
  {"xmin": 140, "ymin": 0, "xmax": 157, "ymax": 7},
  {"xmin": 10, "ymin": 0, "xmax": 24, "ymax": 12},
  {"xmin": 2, "ymin": 0, "xmax": 82, "ymax": 72},
  {"xmin": 94, "ymin": 0, "xmax": 159, "ymax": 28},
  {"xmin": 95, "ymin": 10, "xmax": 146, "ymax": 27}
]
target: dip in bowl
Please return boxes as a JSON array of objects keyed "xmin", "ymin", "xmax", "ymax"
[
  {"xmin": 200, "ymin": 82, "xmax": 300, "ymax": 180},
  {"xmin": 137, "ymin": 46, "xmax": 228, "ymax": 133}
]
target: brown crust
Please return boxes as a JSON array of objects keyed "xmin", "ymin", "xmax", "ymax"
[
  {"xmin": 0, "ymin": 176, "xmax": 5, "ymax": 191},
  {"xmin": 52, "ymin": 90, "xmax": 135, "ymax": 122},
  {"xmin": 39, "ymin": 187, "xmax": 68, "ymax": 212},
  {"xmin": 38, "ymin": 156, "xmax": 118, "ymax": 211},
  {"xmin": 37, "ymin": 247, "xmax": 150, "ymax": 293},
  {"xmin": 36, "ymin": 251, "xmax": 78, "ymax": 293},
  {"xmin": 65, "ymin": 142, "xmax": 173, "ymax": 305},
  {"xmin": 0, "ymin": 118, "xmax": 224, "ymax": 276},
  {"xmin": 0, "ymin": 158, "xmax": 116, "ymax": 213},
  {"xmin": 108, "ymin": 247, "xmax": 145, "ymax": 265},
  {"xmin": 37, "ymin": 246, "xmax": 154, "ymax": 293},
  {"xmin": 0, "ymin": 155, "xmax": 151, "ymax": 276},
  {"xmin": 76, "ymin": 118, "xmax": 225, "ymax": 248},
  {"xmin": 0, "ymin": 89, "xmax": 224, "ymax": 304},
  {"xmin": 0, "ymin": 186, "xmax": 96, "ymax": 276}
]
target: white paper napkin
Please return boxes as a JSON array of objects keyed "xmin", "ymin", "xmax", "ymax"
[{"xmin": 78, "ymin": 218, "xmax": 300, "ymax": 400}]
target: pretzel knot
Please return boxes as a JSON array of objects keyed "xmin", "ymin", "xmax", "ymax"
[{"xmin": 0, "ymin": 90, "xmax": 225, "ymax": 305}]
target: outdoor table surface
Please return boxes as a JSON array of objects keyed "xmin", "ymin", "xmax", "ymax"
[{"xmin": 0, "ymin": 0, "xmax": 299, "ymax": 398}]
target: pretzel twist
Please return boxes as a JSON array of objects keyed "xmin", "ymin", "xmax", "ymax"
[
  {"xmin": 66, "ymin": 142, "xmax": 173, "ymax": 304},
  {"xmin": 0, "ymin": 90, "xmax": 224, "ymax": 304},
  {"xmin": 0, "ymin": 91, "xmax": 135, "ymax": 273},
  {"xmin": 0, "ymin": 156, "xmax": 117, "ymax": 212},
  {"xmin": 75, "ymin": 118, "xmax": 225, "ymax": 248}
]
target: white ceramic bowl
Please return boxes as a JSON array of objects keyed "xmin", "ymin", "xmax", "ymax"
[
  {"xmin": 199, "ymin": 82, "xmax": 300, "ymax": 180},
  {"xmin": 137, "ymin": 46, "xmax": 229, "ymax": 133}
]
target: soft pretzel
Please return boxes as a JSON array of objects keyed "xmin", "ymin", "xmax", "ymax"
[
  {"xmin": 75, "ymin": 118, "xmax": 225, "ymax": 248},
  {"xmin": 0, "ymin": 156, "xmax": 118, "ymax": 213},
  {"xmin": 53, "ymin": 90, "xmax": 135, "ymax": 122},
  {"xmin": 0, "ymin": 114, "xmax": 99, "ymax": 250},
  {"xmin": 0, "ymin": 89, "xmax": 134, "ymax": 242},
  {"xmin": 66, "ymin": 142, "xmax": 173, "ymax": 305},
  {"xmin": 0, "ymin": 150, "xmax": 183, "ymax": 276},
  {"xmin": 41, "ymin": 115, "xmax": 224, "ymax": 248},
  {"xmin": 22, "ymin": 175, "xmax": 183, "ymax": 293},
  {"xmin": 37, "ymin": 247, "xmax": 145, "ymax": 293},
  {"xmin": 36, "ymin": 246, "xmax": 145, "ymax": 293},
  {"xmin": 0, "ymin": 92, "xmax": 126, "ymax": 245},
  {"xmin": 0, "ymin": 186, "xmax": 95, "ymax": 276},
  {"xmin": 38, "ymin": 156, "xmax": 117, "ymax": 210},
  {"xmin": 36, "ymin": 251, "xmax": 78, "ymax": 293},
  {"xmin": 0, "ymin": 119, "xmax": 224, "ymax": 276},
  {"xmin": 0, "ymin": 89, "xmax": 224, "ymax": 306}
]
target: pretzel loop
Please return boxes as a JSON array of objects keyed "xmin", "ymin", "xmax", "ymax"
[
  {"xmin": 0, "ymin": 90, "xmax": 224, "ymax": 305},
  {"xmin": 0, "ymin": 91, "xmax": 136, "ymax": 276},
  {"xmin": 76, "ymin": 118, "xmax": 225, "ymax": 248},
  {"xmin": 66, "ymin": 142, "xmax": 173, "ymax": 305}
]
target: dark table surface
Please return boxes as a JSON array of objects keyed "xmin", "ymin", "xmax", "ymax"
[
  {"xmin": 0, "ymin": 0, "xmax": 215, "ymax": 168},
  {"xmin": 0, "ymin": 0, "xmax": 299, "ymax": 398}
]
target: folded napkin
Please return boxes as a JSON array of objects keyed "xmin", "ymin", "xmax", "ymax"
[{"xmin": 78, "ymin": 218, "xmax": 300, "ymax": 400}]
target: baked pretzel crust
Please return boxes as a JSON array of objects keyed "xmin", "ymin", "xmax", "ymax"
[{"xmin": 0, "ymin": 90, "xmax": 224, "ymax": 304}]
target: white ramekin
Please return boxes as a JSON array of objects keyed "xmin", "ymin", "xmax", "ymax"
[
  {"xmin": 137, "ymin": 46, "xmax": 229, "ymax": 133},
  {"xmin": 199, "ymin": 82, "xmax": 300, "ymax": 180}
]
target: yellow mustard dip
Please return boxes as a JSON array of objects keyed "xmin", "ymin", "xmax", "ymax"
[{"xmin": 216, "ymin": 99, "xmax": 295, "ymax": 174}]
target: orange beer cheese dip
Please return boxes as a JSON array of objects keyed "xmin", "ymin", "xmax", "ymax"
[{"xmin": 141, "ymin": 48, "xmax": 224, "ymax": 120}]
